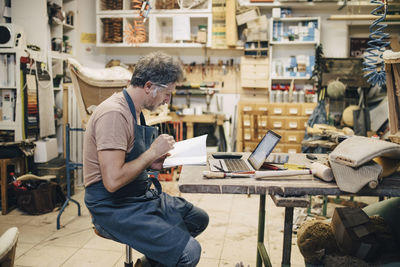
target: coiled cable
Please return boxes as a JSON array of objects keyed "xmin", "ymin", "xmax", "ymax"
[{"xmin": 363, "ymin": 0, "xmax": 390, "ymax": 87}]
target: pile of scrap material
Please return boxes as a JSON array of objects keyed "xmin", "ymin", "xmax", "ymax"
[
  {"xmin": 297, "ymin": 206, "xmax": 400, "ymax": 266},
  {"xmin": 297, "ymin": 220, "xmax": 339, "ymax": 264},
  {"xmin": 302, "ymin": 124, "xmax": 354, "ymax": 150}
]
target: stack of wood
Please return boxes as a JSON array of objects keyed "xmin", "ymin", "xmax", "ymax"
[
  {"xmin": 302, "ymin": 124, "xmax": 354, "ymax": 150},
  {"xmin": 102, "ymin": 18, "xmax": 123, "ymax": 43},
  {"xmin": 155, "ymin": 0, "xmax": 179, "ymax": 9},
  {"xmin": 101, "ymin": 0, "xmax": 123, "ymax": 10}
]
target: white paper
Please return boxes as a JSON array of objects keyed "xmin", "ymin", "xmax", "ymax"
[
  {"xmin": 172, "ymin": 15, "xmax": 191, "ymax": 41},
  {"xmin": 163, "ymin": 134, "xmax": 207, "ymax": 168}
]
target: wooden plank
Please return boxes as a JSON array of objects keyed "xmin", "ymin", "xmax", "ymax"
[
  {"xmin": 270, "ymin": 194, "xmax": 310, "ymax": 208},
  {"xmin": 329, "ymin": 14, "xmax": 400, "ymax": 21},
  {"xmin": 225, "ymin": 0, "xmax": 237, "ymax": 47},
  {"xmin": 385, "ymin": 63, "xmax": 399, "ymax": 134}
]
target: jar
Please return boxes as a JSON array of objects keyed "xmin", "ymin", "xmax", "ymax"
[
  {"xmin": 276, "ymin": 90, "xmax": 283, "ymax": 103},
  {"xmin": 298, "ymin": 90, "xmax": 305, "ymax": 103},
  {"xmin": 292, "ymin": 91, "xmax": 298, "ymax": 103},
  {"xmin": 270, "ymin": 90, "xmax": 276, "ymax": 103},
  {"xmin": 283, "ymin": 90, "xmax": 289, "ymax": 102}
]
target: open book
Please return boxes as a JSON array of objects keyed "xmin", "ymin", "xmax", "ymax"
[{"xmin": 163, "ymin": 134, "xmax": 208, "ymax": 168}]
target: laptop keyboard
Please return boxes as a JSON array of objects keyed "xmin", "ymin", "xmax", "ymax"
[{"xmin": 224, "ymin": 159, "xmax": 251, "ymax": 172}]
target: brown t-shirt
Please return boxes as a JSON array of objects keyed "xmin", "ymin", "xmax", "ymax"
[{"xmin": 83, "ymin": 92, "xmax": 135, "ymax": 187}]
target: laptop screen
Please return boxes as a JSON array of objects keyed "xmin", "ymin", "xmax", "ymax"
[{"xmin": 248, "ymin": 130, "xmax": 281, "ymax": 170}]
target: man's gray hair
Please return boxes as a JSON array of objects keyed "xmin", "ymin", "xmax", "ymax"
[{"xmin": 130, "ymin": 51, "xmax": 184, "ymax": 87}]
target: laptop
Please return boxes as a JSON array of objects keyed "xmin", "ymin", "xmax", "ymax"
[{"xmin": 209, "ymin": 130, "xmax": 281, "ymax": 173}]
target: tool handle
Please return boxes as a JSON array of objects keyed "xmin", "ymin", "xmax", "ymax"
[
  {"xmin": 255, "ymin": 170, "xmax": 311, "ymax": 178},
  {"xmin": 202, "ymin": 171, "xmax": 225, "ymax": 179}
]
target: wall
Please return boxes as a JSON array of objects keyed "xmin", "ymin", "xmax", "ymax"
[
  {"xmin": 76, "ymin": 0, "xmax": 107, "ymax": 68},
  {"xmin": 11, "ymin": 0, "xmax": 48, "ymax": 62}
]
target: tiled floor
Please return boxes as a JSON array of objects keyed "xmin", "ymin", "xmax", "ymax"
[{"xmin": 1, "ymin": 182, "xmax": 376, "ymax": 267}]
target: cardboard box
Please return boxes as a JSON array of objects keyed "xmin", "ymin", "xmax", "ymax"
[
  {"xmin": 273, "ymin": 143, "xmax": 285, "ymax": 153},
  {"xmin": 301, "ymin": 103, "xmax": 317, "ymax": 116},
  {"xmin": 268, "ymin": 116, "xmax": 285, "ymax": 129},
  {"xmin": 284, "ymin": 130, "xmax": 304, "ymax": 143},
  {"xmin": 268, "ymin": 103, "xmax": 285, "ymax": 115},
  {"xmin": 286, "ymin": 104, "xmax": 301, "ymax": 116},
  {"xmin": 331, "ymin": 207, "xmax": 378, "ymax": 260},
  {"xmin": 285, "ymin": 144, "xmax": 301, "ymax": 153},
  {"xmin": 34, "ymin": 138, "xmax": 58, "ymax": 163}
]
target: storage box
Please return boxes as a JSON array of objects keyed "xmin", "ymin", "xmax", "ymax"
[
  {"xmin": 268, "ymin": 103, "xmax": 285, "ymax": 116},
  {"xmin": 34, "ymin": 138, "xmax": 58, "ymax": 163},
  {"xmin": 273, "ymin": 144, "xmax": 285, "ymax": 153},
  {"xmin": 331, "ymin": 207, "xmax": 378, "ymax": 260},
  {"xmin": 285, "ymin": 144, "xmax": 301, "ymax": 153},
  {"xmin": 268, "ymin": 116, "xmax": 285, "ymax": 129},
  {"xmin": 285, "ymin": 117, "xmax": 302, "ymax": 130},
  {"xmin": 286, "ymin": 104, "xmax": 301, "ymax": 116},
  {"xmin": 34, "ymin": 157, "xmax": 75, "ymax": 196},
  {"xmin": 284, "ymin": 130, "xmax": 304, "ymax": 143},
  {"xmin": 300, "ymin": 103, "xmax": 317, "ymax": 116}
]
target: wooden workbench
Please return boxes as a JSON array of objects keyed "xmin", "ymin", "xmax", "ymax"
[
  {"xmin": 178, "ymin": 153, "xmax": 400, "ymax": 267},
  {"xmin": 168, "ymin": 113, "xmax": 225, "ymax": 139}
]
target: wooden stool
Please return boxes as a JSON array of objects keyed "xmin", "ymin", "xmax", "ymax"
[
  {"xmin": 0, "ymin": 157, "xmax": 25, "ymax": 215},
  {"xmin": 93, "ymin": 227, "xmax": 134, "ymax": 267}
]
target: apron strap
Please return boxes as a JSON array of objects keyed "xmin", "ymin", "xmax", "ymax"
[
  {"xmin": 123, "ymin": 89, "xmax": 147, "ymax": 126},
  {"xmin": 149, "ymin": 177, "xmax": 162, "ymax": 194},
  {"xmin": 140, "ymin": 112, "xmax": 147, "ymax": 126}
]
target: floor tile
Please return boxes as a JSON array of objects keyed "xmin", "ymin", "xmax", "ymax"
[
  {"xmin": 42, "ymin": 228, "xmax": 93, "ymax": 248},
  {"xmin": 15, "ymin": 242, "xmax": 35, "ymax": 258},
  {"xmin": 15, "ymin": 244, "xmax": 78, "ymax": 267},
  {"xmin": 83, "ymin": 234, "xmax": 125, "ymax": 252},
  {"xmin": 17, "ymin": 224, "xmax": 56, "ymax": 244},
  {"xmin": 61, "ymin": 248, "xmax": 122, "ymax": 267},
  {"xmin": 197, "ymin": 257, "xmax": 219, "ymax": 267},
  {"xmin": 4, "ymin": 186, "xmax": 311, "ymax": 267}
]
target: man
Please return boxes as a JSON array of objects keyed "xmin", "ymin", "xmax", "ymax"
[{"xmin": 84, "ymin": 52, "xmax": 209, "ymax": 267}]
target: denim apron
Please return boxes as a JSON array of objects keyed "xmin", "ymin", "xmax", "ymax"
[{"xmin": 85, "ymin": 90, "xmax": 192, "ymax": 266}]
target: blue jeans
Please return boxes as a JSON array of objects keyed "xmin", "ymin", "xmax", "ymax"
[
  {"xmin": 94, "ymin": 204, "xmax": 209, "ymax": 267},
  {"xmin": 147, "ymin": 205, "xmax": 209, "ymax": 267}
]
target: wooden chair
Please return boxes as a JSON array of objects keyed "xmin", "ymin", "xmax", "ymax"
[
  {"xmin": 68, "ymin": 59, "xmax": 129, "ymax": 128},
  {"xmin": 0, "ymin": 227, "xmax": 19, "ymax": 267}
]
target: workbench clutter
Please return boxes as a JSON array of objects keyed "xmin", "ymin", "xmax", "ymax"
[
  {"xmin": 10, "ymin": 174, "xmax": 65, "ymax": 215},
  {"xmin": 328, "ymin": 136, "xmax": 400, "ymax": 193},
  {"xmin": 181, "ymin": 59, "xmax": 240, "ymax": 94},
  {"xmin": 297, "ymin": 204, "xmax": 400, "ymax": 266}
]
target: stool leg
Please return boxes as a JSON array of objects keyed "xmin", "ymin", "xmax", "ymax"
[{"xmin": 125, "ymin": 245, "xmax": 133, "ymax": 267}]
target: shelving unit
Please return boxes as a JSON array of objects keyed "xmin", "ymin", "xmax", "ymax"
[
  {"xmin": 95, "ymin": 0, "xmax": 212, "ymax": 47},
  {"xmin": 268, "ymin": 16, "xmax": 320, "ymax": 101},
  {"xmin": 49, "ymin": 0, "xmax": 77, "ymax": 153},
  {"xmin": 0, "ymin": 48, "xmax": 24, "ymax": 142},
  {"xmin": 236, "ymin": 100, "xmax": 316, "ymax": 152}
]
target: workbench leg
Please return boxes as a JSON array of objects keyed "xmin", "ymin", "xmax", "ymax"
[
  {"xmin": 257, "ymin": 194, "xmax": 272, "ymax": 267},
  {"xmin": 186, "ymin": 122, "xmax": 194, "ymax": 139},
  {"xmin": 1, "ymin": 159, "xmax": 8, "ymax": 215},
  {"xmin": 282, "ymin": 207, "xmax": 294, "ymax": 267}
]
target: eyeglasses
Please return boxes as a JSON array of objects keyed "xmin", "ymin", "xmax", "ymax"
[{"xmin": 151, "ymin": 82, "xmax": 169, "ymax": 89}]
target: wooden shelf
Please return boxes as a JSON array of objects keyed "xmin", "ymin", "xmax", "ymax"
[
  {"xmin": 329, "ymin": 15, "xmax": 400, "ymax": 21},
  {"xmin": 270, "ymin": 41, "xmax": 318, "ymax": 45},
  {"xmin": 271, "ymin": 76, "xmax": 312, "ymax": 80}
]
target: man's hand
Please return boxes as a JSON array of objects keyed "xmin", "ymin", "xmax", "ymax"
[
  {"xmin": 150, "ymin": 153, "xmax": 170, "ymax": 170},
  {"xmin": 149, "ymin": 134, "xmax": 175, "ymax": 156}
]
